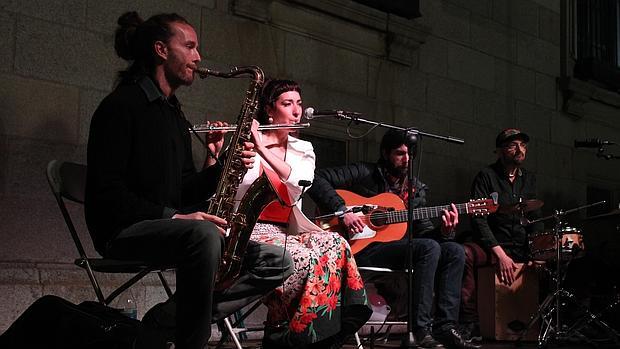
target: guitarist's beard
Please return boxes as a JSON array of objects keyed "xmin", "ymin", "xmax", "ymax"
[{"xmin": 385, "ymin": 162, "xmax": 407, "ymax": 178}]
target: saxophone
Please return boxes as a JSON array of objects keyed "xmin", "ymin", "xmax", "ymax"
[{"xmin": 194, "ymin": 66, "xmax": 278, "ymax": 290}]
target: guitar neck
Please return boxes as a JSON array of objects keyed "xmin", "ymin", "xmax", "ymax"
[{"xmin": 386, "ymin": 203, "xmax": 469, "ymax": 224}]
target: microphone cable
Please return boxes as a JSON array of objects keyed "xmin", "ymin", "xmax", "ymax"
[{"xmin": 269, "ymin": 179, "xmax": 314, "ymax": 327}]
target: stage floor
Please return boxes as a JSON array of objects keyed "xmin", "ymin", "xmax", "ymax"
[{"xmin": 212, "ymin": 337, "xmax": 615, "ymax": 349}]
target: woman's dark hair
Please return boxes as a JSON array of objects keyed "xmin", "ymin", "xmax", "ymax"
[
  {"xmin": 256, "ymin": 79, "xmax": 301, "ymax": 124},
  {"xmin": 114, "ymin": 11, "xmax": 190, "ymax": 81},
  {"xmin": 379, "ymin": 129, "xmax": 410, "ymax": 163}
]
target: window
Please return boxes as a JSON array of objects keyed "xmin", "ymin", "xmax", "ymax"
[{"xmin": 570, "ymin": 0, "xmax": 620, "ymax": 90}]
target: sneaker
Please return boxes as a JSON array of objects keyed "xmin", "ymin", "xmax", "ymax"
[
  {"xmin": 435, "ymin": 328, "xmax": 481, "ymax": 349},
  {"xmin": 458, "ymin": 322, "xmax": 482, "ymax": 343},
  {"xmin": 415, "ymin": 329, "xmax": 445, "ymax": 348}
]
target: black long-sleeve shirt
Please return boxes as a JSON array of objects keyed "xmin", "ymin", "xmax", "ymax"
[
  {"xmin": 308, "ymin": 161, "xmax": 436, "ymax": 237},
  {"xmin": 85, "ymin": 76, "xmax": 221, "ymax": 253},
  {"xmin": 470, "ymin": 160, "xmax": 543, "ymax": 261}
]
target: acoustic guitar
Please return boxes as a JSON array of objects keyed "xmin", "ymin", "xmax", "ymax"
[{"xmin": 315, "ymin": 190, "xmax": 498, "ymax": 255}]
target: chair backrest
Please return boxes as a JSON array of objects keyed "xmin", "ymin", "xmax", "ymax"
[
  {"xmin": 46, "ymin": 160, "xmax": 90, "ymax": 259},
  {"xmin": 46, "ymin": 160, "xmax": 176, "ymax": 306},
  {"xmin": 47, "ymin": 160, "xmax": 87, "ymax": 203}
]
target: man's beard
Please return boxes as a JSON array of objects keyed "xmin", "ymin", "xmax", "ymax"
[
  {"xmin": 386, "ymin": 162, "xmax": 407, "ymax": 177},
  {"xmin": 502, "ymin": 155, "xmax": 524, "ymax": 167},
  {"xmin": 165, "ymin": 66, "xmax": 194, "ymax": 88}
]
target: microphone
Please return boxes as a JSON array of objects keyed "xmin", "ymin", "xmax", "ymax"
[
  {"xmin": 288, "ymin": 180, "xmax": 312, "ymax": 206},
  {"xmin": 303, "ymin": 107, "xmax": 360, "ymax": 120},
  {"xmin": 298, "ymin": 180, "xmax": 312, "ymax": 187},
  {"xmin": 326, "ymin": 210, "xmax": 348, "ymax": 218},
  {"xmin": 313, "ymin": 205, "xmax": 369, "ymax": 220},
  {"xmin": 574, "ymin": 138, "xmax": 615, "ymax": 148}
]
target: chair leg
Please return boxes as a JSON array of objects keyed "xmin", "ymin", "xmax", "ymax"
[
  {"xmin": 355, "ymin": 332, "xmax": 364, "ymax": 349},
  {"xmin": 104, "ymin": 269, "xmax": 152, "ymax": 305},
  {"xmin": 82, "ymin": 262, "xmax": 106, "ymax": 304},
  {"xmin": 233, "ymin": 310, "xmax": 248, "ymax": 342},
  {"xmin": 230, "ymin": 299, "xmax": 263, "ymax": 328},
  {"xmin": 214, "ymin": 297, "xmax": 265, "ymax": 349},
  {"xmin": 223, "ymin": 317, "xmax": 243, "ymax": 349},
  {"xmin": 384, "ymin": 325, "xmax": 393, "ymax": 343},
  {"xmin": 157, "ymin": 271, "xmax": 173, "ymax": 297}
]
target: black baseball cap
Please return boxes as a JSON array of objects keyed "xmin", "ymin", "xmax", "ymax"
[{"xmin": 496, "ymin": 128, "xmax": 530, "ymax": 147}]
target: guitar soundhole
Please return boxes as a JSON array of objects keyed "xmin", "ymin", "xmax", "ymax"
[{"xmin": 369, "ymin": 209, "xmax": 388, "ymax": 227}]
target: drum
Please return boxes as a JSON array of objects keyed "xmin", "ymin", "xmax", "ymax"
[{"xmin": 528, "ymin": 227, "xmax": 585, "ymax": 261}]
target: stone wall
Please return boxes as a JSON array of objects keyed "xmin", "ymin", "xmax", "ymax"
[{"xmin": 1, "ymin": 0, "xmax": 619, "ymax": 337}]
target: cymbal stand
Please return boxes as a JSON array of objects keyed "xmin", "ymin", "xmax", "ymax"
[{"xmin": 518, "ymin": 201, "xmax": 617, "ymax": 348}]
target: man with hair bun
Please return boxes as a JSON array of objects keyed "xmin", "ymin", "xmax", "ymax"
[{"xmin": 85, "ymin": 12, "xmax": 292, "ymax": 349}]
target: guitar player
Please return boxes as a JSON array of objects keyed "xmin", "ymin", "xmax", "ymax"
[{"xmin": 308, "ymin": 129, "xmax": 480, "ymax": 349}]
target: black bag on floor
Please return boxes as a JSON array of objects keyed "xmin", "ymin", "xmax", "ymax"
[{"xmin": 0, "ymin": 295, "xmax": 144, "ymax": 349}]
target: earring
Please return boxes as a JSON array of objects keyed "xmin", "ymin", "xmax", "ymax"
[{"xmin": 267, "ymin": 117, "xmax": 274, "ymax": 124}]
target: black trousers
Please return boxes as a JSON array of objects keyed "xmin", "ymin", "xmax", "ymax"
[
  {"xmin": 105, "ymin": 219, "xmax": 293, "ymax": 349},
  {"xmin": 356, "ymin": 238, "xmax": 465, "ymax": 332}
]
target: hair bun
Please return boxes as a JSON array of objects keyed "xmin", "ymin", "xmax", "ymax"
[
  {"xmin": 114, "ymin": 11, "xmax": 143, "ymax": 60},
  {"xmin": 117, "ymin": 11, "xmax": 142, "ymax": 27}
]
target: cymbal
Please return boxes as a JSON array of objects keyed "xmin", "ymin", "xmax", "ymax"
[
  {"xmin": 499, "ymin": 199, "xmax": 544, "ymax": 214},
  {"xmin": 584, "ymin": 209, "xmax": 620, "ymax": 221}
]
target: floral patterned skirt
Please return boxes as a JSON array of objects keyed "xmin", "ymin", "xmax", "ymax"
[{"xmin": 251, "ymin": 223, "xmax": 370, "ymax": 346}]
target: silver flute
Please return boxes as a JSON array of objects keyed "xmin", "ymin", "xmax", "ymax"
[{"xmin": 191, "ymin": 122, "xmax": 310, "ymax": 133}]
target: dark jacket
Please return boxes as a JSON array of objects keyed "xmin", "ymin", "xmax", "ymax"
[
  {"xmin": 470, "ymin": 160, "xmax": 543, "ymax": 261},
  {"xmin": 308, "ymin": 161, "xmax": 436, "ymax": 237},
  {"xmin": 85, "ymin": 76, "xmax": 221, "ymax": 253}
]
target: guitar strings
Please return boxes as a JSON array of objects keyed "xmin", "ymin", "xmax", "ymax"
[{"xmin": 356, "ymin": 202, "xmax": 474, "ymax": 222}]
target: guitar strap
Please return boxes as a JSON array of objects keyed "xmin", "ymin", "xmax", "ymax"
[
  {"xmin": 257, "ymin": 162, "xmax": 292, "ymax": 224},
  {"xmin": 385, "ymin": 172, "xmax": 415, "ymax": 206}
]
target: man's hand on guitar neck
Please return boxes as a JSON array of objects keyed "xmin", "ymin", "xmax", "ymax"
[
  {"xmin": 344, "ymin": 203, "xmax": 459, "ymax": 238},
  {"xmin": 440, "ymin": 203, "xmax": 459, "ymax": 238},
  {"xmin": 342, "ymin": 212, "xmax": 365, "ymax": 235}
]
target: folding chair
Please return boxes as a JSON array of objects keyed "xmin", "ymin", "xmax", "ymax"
[
  {"xmin": 46, "ymin": 160, "xmax": 174, "ymax": 305},
  {"xmin": 46, "ymin": 160, "xmax": 249, "ymax": 349},
  {"xmin": 355, "ymin": 266, "xmax": 409, "ymax": 349}
]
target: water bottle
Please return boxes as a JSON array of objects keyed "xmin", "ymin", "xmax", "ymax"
[{"xmin": 118, "ymin": 291, "xmax": 138, "ymax": 319}]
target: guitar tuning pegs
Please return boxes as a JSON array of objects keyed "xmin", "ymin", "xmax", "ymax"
[{"xmin": 490, "ymin": 192, "xmax": 499, "ymax": 204}]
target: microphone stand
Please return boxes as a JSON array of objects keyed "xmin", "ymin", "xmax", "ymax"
[
  {"xmin": 596, "ymin": 147, "xmax": 620, "ymax": 160},
  {"xmin": 325, "ymin": 111, "xmax": 465, "ymax": 144},
  {"xmin": 403, "ymin": 131, "xmax": 419, "ymax": 348},
  {"xmin": 322, "ymin": 112, "xmax": 464, "ymax": 348}
]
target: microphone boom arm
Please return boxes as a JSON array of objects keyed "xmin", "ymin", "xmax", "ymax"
[{"xmin": 331, "ymin": 112, "xmax": 465, "ymax": 145}]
